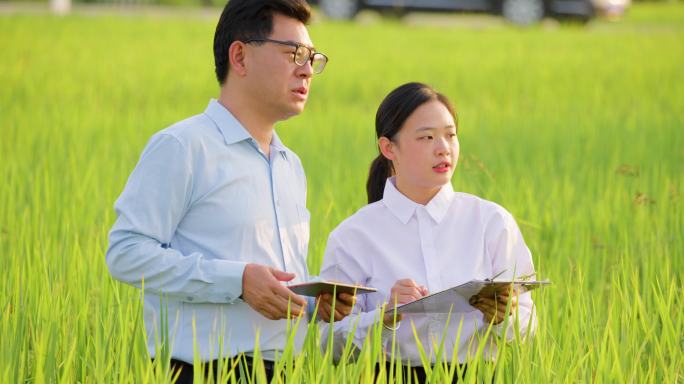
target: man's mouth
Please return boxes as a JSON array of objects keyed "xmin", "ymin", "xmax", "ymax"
[{"xmin": 293, "ymin": 87, "xmax": 308, "ymax": 96}]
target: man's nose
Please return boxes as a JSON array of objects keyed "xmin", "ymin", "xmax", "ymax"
[{"xmin": 297, "ymin": 59, "xmax": 313, "ymax": 78}]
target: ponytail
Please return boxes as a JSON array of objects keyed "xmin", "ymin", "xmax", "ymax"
[{"xmin": 366, "ymin": 154, "xmax": 393, "ymax": 204}]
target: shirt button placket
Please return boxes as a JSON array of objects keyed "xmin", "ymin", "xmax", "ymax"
[
  {"xmin": 269, "ymin": 156, "xmax": 287, "ymax": 272},
  {"xmin": 417, "ymin": 208, "xmax": 440, "ymax": 293},
  {"xmin": 428, "ymin": 314, "xmax": 440, "ymax": 358},
  {"xmin": 418, "ymin": 208, "xmax": 440, "ymax": 360}
]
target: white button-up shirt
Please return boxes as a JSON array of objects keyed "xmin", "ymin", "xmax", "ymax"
[
  {"xmin": 320, "ymin": 178, "xmax": 537, "ymax": 364},
  {"xmin": 106, "ymin": 99, "xmax": 310, "ymax": 363}
]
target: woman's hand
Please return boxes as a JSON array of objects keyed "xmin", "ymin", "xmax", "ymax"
[
  {"xmin": 389, "ymin": 278, "xmax": 429, "ymax": 306},
  {"xmin": 383, "ymin": 279, "xmax": 429, "ymax": 327},
  {"xmin": 469, "ymin": 285, "xmax": 519, "ymax": 325}
]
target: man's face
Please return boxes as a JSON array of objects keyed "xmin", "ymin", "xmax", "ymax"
[{"xmin": 244, "ymin": 14, "xmax": 314, "ymax": 122}]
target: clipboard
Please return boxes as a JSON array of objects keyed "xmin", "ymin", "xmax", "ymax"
[
  {"xmin": 288, "ymin": 281, "xmax": 377, "ymax": 297},
  {"xmin": 386, "ymin": 279, "xmax": 551, "ymax": 314}
]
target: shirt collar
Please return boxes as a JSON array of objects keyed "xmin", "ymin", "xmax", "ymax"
[
  {"xmin": 204, "ymin": 99, "xmax": 251, "ymax": 145},
  {"xmin": 382, "ymin": 177, "xmax": 455, "ymax": 224},
  {"xmin": 270, "ymin": 130, "xmax": 287, "ymax": 154},
  {"xmin": 425, "ymin": 181, "xmax": 455, "ymax": 223},
  {"xmin": 203, "ymin": 99, "xmax": 288, "ymax": 156}
]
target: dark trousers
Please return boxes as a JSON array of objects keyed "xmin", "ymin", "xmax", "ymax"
[
  {"xmin": 155, "ymin": 356, "xmax": 275, "ymax": 384},
  {"xmin": 376, "ymin": 362, "xmax": 468, "ymax": 383}
]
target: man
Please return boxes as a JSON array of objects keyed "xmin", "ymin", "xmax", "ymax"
[{"xmin": 106, "ymin": 0, "xmax": 353, "ymax": 381}]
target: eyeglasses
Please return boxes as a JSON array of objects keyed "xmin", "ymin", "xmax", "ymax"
[{"xmin": 245, "ymin": 38, "xmax": 328, "ymax": 74}]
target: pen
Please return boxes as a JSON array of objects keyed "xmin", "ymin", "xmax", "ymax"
[{"xmin": 486, "ymin": 269, "xmax": 507, "ymax": 282}]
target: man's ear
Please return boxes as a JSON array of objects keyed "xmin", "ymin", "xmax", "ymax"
[
  {"xmin": 378, "ymin": 137, "xmax": 395, "ymax": 161},
  {"xmin": 228, "ymin": 41, "xmax": 248, "ymax": 76}
]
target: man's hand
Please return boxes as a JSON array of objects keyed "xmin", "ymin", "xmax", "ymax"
[
  {"xmin": 317, "ymin": 292, "xmax": 355, "ymax": 322},
  {"xmin": 383, "ymin": 279, "xmax": 429, "ymax": 327},
  {"xmin": 241, "ymin": 264, "xmax": 307, "ymax": 320},
  {"xmin": 469, "ymin": 285, "xmax": 519, "ymax": 325}
]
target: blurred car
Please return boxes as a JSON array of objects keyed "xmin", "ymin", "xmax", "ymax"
[
  {"xmin": 592, "ymin": 0, "xmax": 630, "ymax": 19},
  {"xmin": 309, "ymin": 0, "xmax": 626, "ymax": 25}
]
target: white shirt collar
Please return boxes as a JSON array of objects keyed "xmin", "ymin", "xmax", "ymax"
[{"xmin": 382, "ymin": 177, "xmax": 455, "ymax": 225}]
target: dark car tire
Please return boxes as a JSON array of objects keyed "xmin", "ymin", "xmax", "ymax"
[
  {"xmin": 320, "ymin": 0, "xmax": 360, "ymax": 20},
  {"xmin": 559, "ymin": 15, "xmax": 592, "ymax": 24},
  {"xmin": 502, "ymin": 0, "xmax": 545, "ymax": 25}
]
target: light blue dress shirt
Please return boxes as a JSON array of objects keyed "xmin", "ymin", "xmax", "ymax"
[{"xmin": 106, "ymin": 99, "xmax": 311, "ymax": 363}]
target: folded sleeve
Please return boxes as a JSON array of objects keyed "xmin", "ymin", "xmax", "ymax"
[
  {"xmin": 318, "ymin": 232, "xmax": 394, "ymax": 359},
  {"xmin": 106, "ymin": 133, "xmax": 246, "ymax": 304},
  {"xmin": 485, "ymin": 208, "xmax": 537, "ymax": 339}
]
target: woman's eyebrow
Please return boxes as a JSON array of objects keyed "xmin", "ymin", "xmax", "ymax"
[{"xmin": 415, "ymin": 125, "xmax": 456, "ymax": 132}]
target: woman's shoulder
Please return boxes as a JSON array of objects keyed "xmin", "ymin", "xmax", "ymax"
[
  {"xmin": 451, "ymin": 191, "xmax": 516, "ymax": 223},
  {"xmin": 328, "ymin": 201, "xmax": 388, "ymax": 239}
]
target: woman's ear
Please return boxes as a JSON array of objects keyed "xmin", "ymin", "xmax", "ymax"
[
  {"xmin": 378, "ymin": 137, "xmax": 395, "ymax": 161},
  {"xmin": 228, "ymin": 41, "xmax": 248, "ymax": 77}
]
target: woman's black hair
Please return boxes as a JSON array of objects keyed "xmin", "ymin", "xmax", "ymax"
[
  {"xmin": 366, "ymin": 82, "xmax": 457, "ymax": 204},
  {"xmin": 213, "ymin": 0, "xmax": 311, "ymax": 85}
]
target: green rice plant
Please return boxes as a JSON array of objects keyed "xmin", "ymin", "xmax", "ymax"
[{"xmin": 1, "ymin": 2, "xmax": 683, "ymax": 382}]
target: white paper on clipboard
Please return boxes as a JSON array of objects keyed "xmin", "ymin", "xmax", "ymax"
[{"xmin": 387, "ymin": 279, "xmax": 551, "ymax": 314}]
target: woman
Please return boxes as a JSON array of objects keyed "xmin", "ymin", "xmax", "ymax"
[{"xmin": 318, "ymin": 82, "xmax": 537, "ymax": 381}]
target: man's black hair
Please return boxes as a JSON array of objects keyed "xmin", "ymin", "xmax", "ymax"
[{"xmin": 213, "ymin": 0, "xmax": 311, "ymax": 85}]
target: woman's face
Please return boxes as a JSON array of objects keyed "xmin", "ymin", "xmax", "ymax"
[{"xmin": 380, "ymin": 100, "xmax": 459, "ymax": 204}]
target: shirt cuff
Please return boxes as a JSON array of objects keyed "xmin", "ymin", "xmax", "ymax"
[
  {"xmin": 379, "ymin": 309, "xmax": 401, "ymax": 342},
  {"xmin": 382, "ymin": 320, "xmax": 401, "ymax": 336},
  {"xmin": 306, "ymin": 296, "xmax": 317, "ymax": 321},
  {"xmin": 201, "ymin": 260, "xmax": 248, "ymax": 303}
]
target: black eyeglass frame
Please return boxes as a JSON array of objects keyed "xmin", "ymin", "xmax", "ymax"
[{"xmin": 245, "ymin": 38, "xmax": 328, "ymax": 74}]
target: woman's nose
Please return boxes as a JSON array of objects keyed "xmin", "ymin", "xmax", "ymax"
[{"xmin": 435, "ymin": 137, "xmax": 450, "ymax": 156}]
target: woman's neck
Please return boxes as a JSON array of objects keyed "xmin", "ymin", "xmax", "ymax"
[{"xmin": 393, "ymin": 177, "xmax": 442, "ymax": 206}]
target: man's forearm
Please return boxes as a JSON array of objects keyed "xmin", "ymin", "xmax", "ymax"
[{"xmin": 106, "ymin": 229, "xmax": 246, "ymax": 303}]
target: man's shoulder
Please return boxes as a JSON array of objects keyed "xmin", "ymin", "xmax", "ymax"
[
  {"xmin": 282, "ymin": 146, "xmax": 304, "ymax": 167},
  {"xmin": 156, "ymin": 113, "xmax": 219, "ymax": 147}
]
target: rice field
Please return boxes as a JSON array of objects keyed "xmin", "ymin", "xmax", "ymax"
[{"xmin": 1, "ymin": 3, "xmax": 683, "ymax": 382}]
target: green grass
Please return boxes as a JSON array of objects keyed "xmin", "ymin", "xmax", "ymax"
[{"xmin": 1, "ymin": 3, "xmax": 683, "ymax": 382}]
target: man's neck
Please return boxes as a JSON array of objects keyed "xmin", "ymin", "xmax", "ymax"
[{"xmin": 218, "ymin": 90, "xmax": 274, "ymax": 156}]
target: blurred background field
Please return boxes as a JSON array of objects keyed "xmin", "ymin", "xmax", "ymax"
[{"xmin": 1, "ymin": 2, "xmax": 683, "ymax": 382}]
